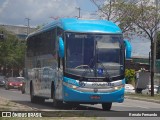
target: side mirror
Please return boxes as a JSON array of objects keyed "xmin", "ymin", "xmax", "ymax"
[
  {"xmin": 124, "ymin": 39, "xmax": 132, "ymax": 59},
  {"xmin": 58, "ymin": 37, "xmax": 64, "ymax": 58}
]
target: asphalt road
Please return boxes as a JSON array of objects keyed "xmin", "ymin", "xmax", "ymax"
[{"xmin": 0, "ymin": 87, "xmax": 160, "ymax": 120}]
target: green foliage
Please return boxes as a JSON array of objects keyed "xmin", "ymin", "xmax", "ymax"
[
  {"xmin": 0, "ymin": 27, "xmax": 26, "ymax": 75},
  {"xmin": 125, "ymin": 69, "xmax": 136, "ymax": 84},
  {"xmin": 99, "ymin": 0, "xmax": 159, "ymax": 41}
]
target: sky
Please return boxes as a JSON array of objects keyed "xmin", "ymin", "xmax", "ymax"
[
  {"xmin": 0, "ymin": 0, "xmax": 98, "ymax": 26},
  {"xmin": 0, "ymin": 0, "xmax": 151, "ymax": 57}
]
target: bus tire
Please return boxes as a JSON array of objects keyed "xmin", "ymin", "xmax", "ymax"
[
  {"xmin": 37, "ymin": 97, "xmax": 45, "ymax": 103},
  {"xmin": 102, "ymin": 102, "xmax": 112, "ymax": 111},
  {"xmin": 53, "ymin": 99, "xmax": 63, "ymax": 107}
]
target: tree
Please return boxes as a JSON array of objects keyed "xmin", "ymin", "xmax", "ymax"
[
  {"xmin": 93, "ymin": 0, "xmax": 160, "ymax": 96},
  {"xmin": 90, "ymin": 0, "xmax": 137, "ymax": 32},
  {"xmin": 129, "ymin": 0, "xmax": 160, "ymax": 96},
  {"xmin": 125, "ymin": 69, "xmax": 136, "ymax": 86},
  {"xmin": 156, "ymin": 32, "xmax": 160, "ymax": 59},
  {"xmin": 0, "ymin": 27, "xmax": 26, "ymax": 76}
]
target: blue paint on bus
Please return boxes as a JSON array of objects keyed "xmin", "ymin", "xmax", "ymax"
[
  {"xmin": 28, "ymin": 18, "xmax": 122, "ymax": 38},
  {"xmin": 26, "ymin": 18, "xmax": 127, "ymax": 111}
]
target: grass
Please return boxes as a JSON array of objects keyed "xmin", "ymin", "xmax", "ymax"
[
  {"xmin": 0, "ymin": 97, "xmax": 98, "ymax": 120},
  {"xmin": 125, "ymin": 93, "xmax": 160, "ymax": 100}
]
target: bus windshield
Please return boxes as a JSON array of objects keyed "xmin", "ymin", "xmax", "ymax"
[{"xmin": 65, "ymin": 33, "xmax": 124, "ymax": 78}]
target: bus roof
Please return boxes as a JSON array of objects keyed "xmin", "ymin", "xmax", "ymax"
[{"xmin": 28, "ymin": 18, "xmax": 122, "ymax": 37}]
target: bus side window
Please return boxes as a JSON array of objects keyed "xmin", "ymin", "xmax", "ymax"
[{"xmin": 27, "ymin": 37, "xmax": 35, "ymax": 57}]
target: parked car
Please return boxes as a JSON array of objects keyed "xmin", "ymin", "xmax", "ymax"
[
  {"xmin": 125, "ymin": 84, "xmax": 135, "ymax": 94},
  {"xmin": 142, "ymin": 85, "xmax": 159, "ymax": 95},
  {"xmin": 0, "ymin": 76, "xmax": 6, "ymax": 87},
  {"xmin": 5, "ymin": 77, "xmax": 24, "ymax": 90}
]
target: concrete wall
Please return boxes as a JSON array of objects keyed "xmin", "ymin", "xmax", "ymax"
[{"xmin": 125, "ymin": 59, "xmax": 150, "ymax": 71}]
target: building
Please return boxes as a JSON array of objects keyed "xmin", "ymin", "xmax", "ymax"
[{"xmin": 0, "ymin": 24, "xmax": 36, "ymax": 40}]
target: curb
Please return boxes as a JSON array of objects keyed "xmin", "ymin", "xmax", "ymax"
[{"xmin": 125, "ymin": 96, "xmax": 160, "ymax": 104}]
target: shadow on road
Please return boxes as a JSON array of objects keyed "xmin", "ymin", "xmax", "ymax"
[
  {"xmin": 0, "ymin": 88, "xmax": 116, "ymax": 115},
  {"xmin": 11, "ymin": 100, "xmax": 116, "ymax": 117},
  {"xmin": 11, "ymin": 100, "xmax": 104, "ymax": 111}
]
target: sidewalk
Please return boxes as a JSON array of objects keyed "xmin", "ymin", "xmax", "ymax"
[{"xmin": 125, "ymin": 95, "xmax": 160, "ymax": 104}]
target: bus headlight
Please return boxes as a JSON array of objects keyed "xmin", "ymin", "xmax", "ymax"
[
  {"xmin": 63, "ymin": 82, "xmax": 78, "ymax": 89},
  {"xmin": 72, "ymin": 85, "xmax": 77, "ymax": 89},
  {"xmin": 114, "ymin": 85, "xmax": 123, "ymax": 90}
]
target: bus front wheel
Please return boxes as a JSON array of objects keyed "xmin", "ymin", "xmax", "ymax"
[
  {"xmin": 52, "ymin": 90, "xmax": 63, "ymax": 107},
  {"xmin": 102, "ymin": 102, "xmax": 112, "ymax": 111},
  {"xmin": 53, "ymin": 99, "xmax": 63, "ymax": 107}
]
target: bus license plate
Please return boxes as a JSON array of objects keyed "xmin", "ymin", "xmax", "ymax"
[{"xmin": 90, "ymin": 95, "xmax": 100, "ymax": 100}]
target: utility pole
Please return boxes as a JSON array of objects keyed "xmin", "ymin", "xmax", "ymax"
[
  {"xmin": 76, "ymin": 7, "xmax": 81, "ymax": 18},
  {"xmin": 151, "ymin": 0, "xmax": 159, "ymax": 96},
  {"xmin": 25, "ymin": 18, "xmax": 30, "ymax": 35}
]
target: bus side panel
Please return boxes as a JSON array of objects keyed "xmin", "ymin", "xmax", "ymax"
[
  {"xmin": 25, "ymin": 27, "xmax": 59, "ymax": 99},
  {"xmin": 36, "ymin": 55, "xmax": 58, "ymax": 98},
  {"xmin": 54, "ymin": 69, "xmax": 63, "ymax": 100}
]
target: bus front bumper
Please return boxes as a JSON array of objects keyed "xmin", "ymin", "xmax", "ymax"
[{"xmin": 63, "ymin": 85, "xmax": 124, "ymax": 103}]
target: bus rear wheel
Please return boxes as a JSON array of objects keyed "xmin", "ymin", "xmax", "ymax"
[{"xmin": 102, "ymin": 102, "xmax": 112, "ymax": 111}]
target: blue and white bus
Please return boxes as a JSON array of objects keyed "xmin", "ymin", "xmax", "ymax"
[{"xmin": 25, "ymin": 18, "xmax": 131, "ymax": 111}]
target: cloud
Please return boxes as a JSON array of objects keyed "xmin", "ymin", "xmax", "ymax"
[
  {"xmin": 0, "ymin": 0, "xmax": 10, "ymax": 14},
  {"xmin": 0, "ymin": 0, "xmax": 78, "ymax": 26}
]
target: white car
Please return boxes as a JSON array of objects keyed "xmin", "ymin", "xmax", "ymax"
[
  {"xmin": 125, "ymin": 84, "xmax": 135, "ymax": 94},
  {"xmin": 142, "ymin": 85, "xmax": 158, "ymax": 95}
]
